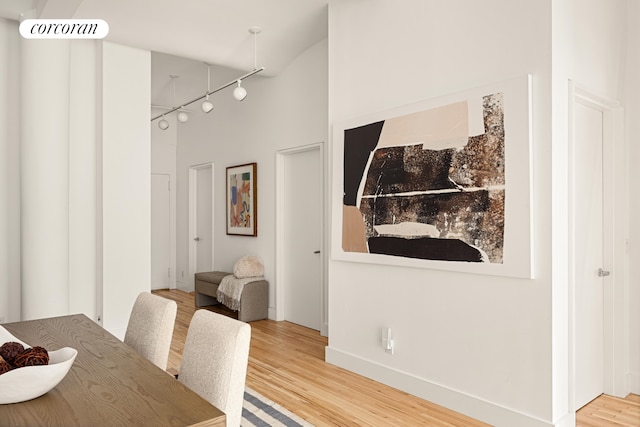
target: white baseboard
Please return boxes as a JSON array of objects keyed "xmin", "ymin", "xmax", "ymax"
[
  {"xmin": 552, "ymin": 413, "xmax": 575, "ymax": 427},
  {"xmin": 325, "ymin": 346, "xmax": 555, "ymax": 427}
]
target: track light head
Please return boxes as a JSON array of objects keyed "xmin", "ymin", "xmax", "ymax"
[
  {"xmin": 233, "ymin": 80, "xmax": 247, "ymax": 101},
  {"xmin": 201, "ymin": 95, "xmax": 214, "ymax": 113},
  {"xmin": 158, "ymin": 116, "xmax": 169, "ymax": 130},
  {"xmin": 177, "ymin": 111, "xmax": 189, "ymax": 123}
]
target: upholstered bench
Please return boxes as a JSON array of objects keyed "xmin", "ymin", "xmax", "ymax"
[{"xmin": 194, "ymin": 271, "xmax": 268, "ymax": 322}]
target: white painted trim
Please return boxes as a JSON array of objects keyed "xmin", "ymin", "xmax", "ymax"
[
  {"xmin": 188, "ymin": 162, "xmax": 215, "ymax": 291},
  {"xmin": 552, "ymin": 413, "xmax": 576, "ymax": 427},
  {"xmin": 275, "ymin": 143, "xmax": 327, "ymax": 335},
  {"xmin": 568, "ymin": 81, "xmax": 628, "ymax": 409},
  {"xmin": 325, "ymin": 347, "xmax": 555, "ymax": 427},
  {"xmin": 170, "ymin": 172, "xmax": 177, "ymax": 288},
  {"xmin": 188, "ymin": 168, "xmax": 197, "ymax": 290},
  {"xmin": 274, "ymin": 154, "xmax": 285, "ymax": 321}
]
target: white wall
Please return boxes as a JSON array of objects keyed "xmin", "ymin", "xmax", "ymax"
[
  {"xmin": 0, "ymin": 24, "xmax": 151, "ymax": 334},
  {"xmin": 564, "ymin": 0, "xmax": 632, "ymax": 404},
  {"xmin": 151, "ymin": 108, "xmax": 177, "ymax": 174},
  {"xmin": 99, "ymin": 42, "xmax": 152, "ymax": 338},
  {"xmin": 151, "ymin": 107, "xmax": 177, "ymax": 289},
  {"xmin": 0, "ymin": 18, "xmax": 21, "ymax": 323},
  {"xmin": 328, "ymin": 1, "xmax": 554, "ymax": 426},
  {"xmin": 327, "ymin": 2, "xmax": 635, "ymax": 426},
  {"xmin": 69, "ymin": 40, "xmax": 98, "ymax": 319},
  {"xmin": 624, "ymin": 1, "xmax": 640, "ymax": 393},
  {"xmin": 566, "ymin": 0, "xmax": 627, "ymax": 99},
  {"xmin": 21, "ymin": 37, "xmax": 71, "ymax": 320},
  {"xmin": 173, "ymin": 39, "xmax": 328, "ymax": 311},
  {"xmin": 551, "ymin": 1, "xmax": 631, "ymax": 421}
]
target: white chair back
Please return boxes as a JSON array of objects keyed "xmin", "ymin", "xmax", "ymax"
[
  {"xmin": 179, "ymin": 309, "xmax": 251, "ymax": 427},
  {"xmin": 124, "ymin": 292, "xmax": 177, "ymax": 370}
]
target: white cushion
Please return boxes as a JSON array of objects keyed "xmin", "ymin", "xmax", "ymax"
[{"xmin": 233, "ymin": 255, "xmax": 264, "ymax": 278}]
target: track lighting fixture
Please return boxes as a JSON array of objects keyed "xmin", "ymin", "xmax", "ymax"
[
  {"xmin": 233, "ymin": 80, "xmax": 247, "ymax": 101},
  {"xmin": 177, "ymin": 111, "xmax": 189, "ymax": 123},
  {"xmin": 151, "ymin": 26, "xmax": 265, "ymax": 129},
  {"xmin": 158, "ymin": 116, "xmax": 169, "ymax": 130},
  {"xmin": 201, "ymin": 64, "xmax": 214, "ymax": 113},
  {"xmin": 201, "ymin": 96, "xmax": 214, "ymax": 113}
]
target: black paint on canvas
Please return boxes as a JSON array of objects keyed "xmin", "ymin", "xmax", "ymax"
[
  {"xmin": 343, "ymin": 121, "xmax": 384, "ymax": 206},
  {"xmin": 368, "ymin": 236, "xmax": 484, "ymax": 262}
]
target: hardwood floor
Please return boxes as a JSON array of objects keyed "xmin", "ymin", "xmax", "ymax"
[
  {"xmin": 154, "ymin": 289, "xmax": 639, "ymax": 427},
  {"xmin": 577, "ymin": 394, "xmax": 640, "ymax": 427}
]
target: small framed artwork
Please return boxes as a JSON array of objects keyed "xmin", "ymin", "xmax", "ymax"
[{"xmin": 226, "ymin": 162, "xmax": 257, "ymax": 236}]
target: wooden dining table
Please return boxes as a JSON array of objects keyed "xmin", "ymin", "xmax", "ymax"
[{"xmin": 0, "ymin": 313, "xmax": 225, "ymax": 426}]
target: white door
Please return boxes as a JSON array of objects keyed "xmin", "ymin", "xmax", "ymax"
[
  {"xmin": 574, "ymin": 101, "xmax": 605, "ymax": 409},
  {"xmin": 196, "ymin": 166, "xmax": 213, "ymax": 273},
  {"xmin": 283, "ymin": 148, "xmax": 322, "ymax": 330},
  {"xmin": 151, "ymin": 173, "xmax": 171, "ymax": 290}
]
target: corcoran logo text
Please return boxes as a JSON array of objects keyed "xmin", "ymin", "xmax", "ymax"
[{"xmin": 19, "ymin": 19, "xmax": 109, "ymax": 39}]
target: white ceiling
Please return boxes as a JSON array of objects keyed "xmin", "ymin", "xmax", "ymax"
[{"xmin": 0, "ymin": 0, "xmax": 328, "ymax": 104}]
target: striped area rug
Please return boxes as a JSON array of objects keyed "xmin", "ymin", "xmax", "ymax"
[{"xmin": 242, "ymin": 387, "xmax": 314, "ymax": 427}]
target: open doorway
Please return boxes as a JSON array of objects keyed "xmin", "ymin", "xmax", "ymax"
[{"xmin": 188, "ymin": 163, "xmax": 215, "ymax": 290}]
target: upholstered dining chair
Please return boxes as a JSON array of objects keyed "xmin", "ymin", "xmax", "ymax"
[
  {"xmin": 124, "ymin": 292, "xmax": 177, "ymax": 370},
  {"xmin": 178, "ymin": 309, "xmax": 251, "ymax": 427}
]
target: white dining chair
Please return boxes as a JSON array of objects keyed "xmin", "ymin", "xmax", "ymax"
[
  {"xmin": 178, "ymin": 309, "xmax": 251, "ymax": 427},
  {"xmin": 124, "ymin": 292, "xmax": 177, "ymax": 370}
]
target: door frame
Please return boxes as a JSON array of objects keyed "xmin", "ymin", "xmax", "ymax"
[
  {"xmin": 188, "ymin": 162, "xmax": 215, "ymax": 290},
  {"xmin": 568, "ymin": 81, "xmax": 627, "ymax": 410},
  {"xmin": 275, "ymin": 142, "xmax": 327, "ymax": 336}
]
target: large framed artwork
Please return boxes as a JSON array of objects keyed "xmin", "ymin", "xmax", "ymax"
[
  {"xmin": 226, "ymin": 162, "xmax": 257, "ymax": 236},
  {"xmin": 331, "ymin": 75, "xmax": 533, "ymax": 278}
]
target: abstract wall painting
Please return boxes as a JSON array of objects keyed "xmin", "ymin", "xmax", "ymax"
[
  {"xmin": 332, "ymin": 75, "xmax": 533, "ymax": 278},
  {"xmin": 226, "ymin": 162, "xmax": 257, "ymax": 236}
]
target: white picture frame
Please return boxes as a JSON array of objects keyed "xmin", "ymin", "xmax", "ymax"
[{"xmin": 331, "ymin": 75, "xmax": 533, "ymax": 278}]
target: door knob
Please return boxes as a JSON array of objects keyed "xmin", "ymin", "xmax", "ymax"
[
  {"xmin": 194, "ymin": 237, "xmax": 200, "ymax": 242},
  {"xmin": 597, "ymin": 268, "xmax": 610, "ymax": 277}
]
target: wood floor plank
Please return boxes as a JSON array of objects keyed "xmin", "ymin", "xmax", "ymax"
[
  {"xmin": 153, "ymin": 289, "xmax": 639, "ymax": 427},
  {"xmin": 576, "ymin": 393, "xmax": 640, "ymax": 427}
]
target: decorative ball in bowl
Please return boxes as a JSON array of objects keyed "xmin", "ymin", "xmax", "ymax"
[{"xmin": 0, "ymin": 325, "xmax": 77, "ymax": 404}]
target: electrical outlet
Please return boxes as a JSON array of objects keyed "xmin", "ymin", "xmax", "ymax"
[{"xmin": 382, "ymin": 327, "xmax": 395, "ymax": 354}]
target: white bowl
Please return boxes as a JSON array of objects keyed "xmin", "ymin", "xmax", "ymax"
[{"xmin": 0, "ymin": 325, "xmax": 77, "ymax": 404}]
